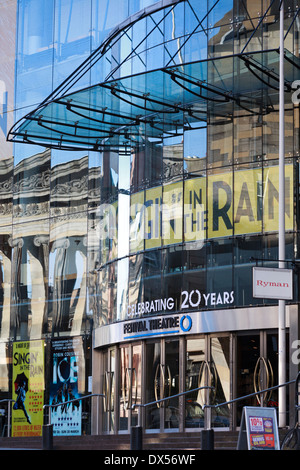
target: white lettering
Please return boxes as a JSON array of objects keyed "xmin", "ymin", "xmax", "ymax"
[{"xmin": 126, "ymin": 289, "xmax": 235, "ymax": 318}]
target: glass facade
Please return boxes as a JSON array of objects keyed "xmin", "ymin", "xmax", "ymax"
[{"xmin": 0, "ymin": 0, "xmax": 300, "ymax": 436}]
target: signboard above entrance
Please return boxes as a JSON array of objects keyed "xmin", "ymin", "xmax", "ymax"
[{"xmin": 252, "ymin": 267, "xmax": 293, "ymax": 300}]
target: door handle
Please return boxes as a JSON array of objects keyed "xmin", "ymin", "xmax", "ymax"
[
  {"xmin": 122, "ymin": 367, "xmax": 137, "ymax": 409},
  {"xmin": 154, "ymin": 364, "xmax": 172, "ymax": 408},
  {"xmin": 254, "ymin": 357, "xmax": 273, "ymax": 405},
  {"xmin": 104, "ymin": 371, "xmax": 114, "ymax": 412}
]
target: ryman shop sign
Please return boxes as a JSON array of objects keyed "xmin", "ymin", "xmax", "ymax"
[{"xmin": 252, "ymin": 267, "xmax": 293, "ymax": 300}]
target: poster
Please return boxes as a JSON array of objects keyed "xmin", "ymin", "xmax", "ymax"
[
  {"xmin": 12, "ymin": 340, "xmax": 44, "ymax": 437},
  {"xmin": 129, "ymin": 164, "xmax": 293, "ymax": 247},
  {"xmin": 50, "ymin": 337, "xmax": 84, "ymax": 436},
  {"xmin": 249, "ymin": 415, "xmax": 276, "ymax": 449},
  {"xmin": 237, "ymin": 406, "xmax": 280, "ymax": 450}
]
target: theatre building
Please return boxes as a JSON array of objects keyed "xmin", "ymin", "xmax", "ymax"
[{"xmin": 1, "ymin": 0, "xmax": 300, "ymax": 438}]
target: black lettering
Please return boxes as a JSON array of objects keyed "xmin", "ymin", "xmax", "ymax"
[
  {"xmin": 257, "ymin": 181, "xmax": 263, "ymax": 221},
  {"xmin": 193, "ymin": 189, "xmax": 202, "ymax": 208},
  {"xmin": 268, "ymin": 179, "xmax": 279, "ymax": 219},
  {"xmin": 268, "ymin": 177, "xmax": 290, "ymax": 219},
  {"xmin": 13, "ymin": 352, "xmax": 19, "ymax": 366},
  {"xmin": 235, "ymin": 182, "xmax": 254, "ymax": 223},
  {"xmin": 213, "ymin": 181, "xmax": 233, "ymax": 231}
]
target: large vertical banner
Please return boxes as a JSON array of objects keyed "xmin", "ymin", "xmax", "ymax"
[
  {"xmin": 12, "ymin": 340, "xmax": 44, "ymax": 437},
  {"xmin": 50, "ymin": 337, "xmax": 83, "ymax": 436}
]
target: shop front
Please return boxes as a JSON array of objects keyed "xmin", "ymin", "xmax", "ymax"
[{"xmin": 92, "ymin": 303, "xmax": 294, "ymax": 434}]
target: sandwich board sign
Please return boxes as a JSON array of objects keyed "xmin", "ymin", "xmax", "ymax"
[{"xmin": 237, "ymin": 407, "xmax": 280, "ymax": 450}]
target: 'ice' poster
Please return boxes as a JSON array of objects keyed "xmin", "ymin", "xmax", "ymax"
[{"xmin": 50, "ymin": 337, "xmax": 83, "ymax": 436}]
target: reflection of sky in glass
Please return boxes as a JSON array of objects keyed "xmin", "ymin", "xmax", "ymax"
[
  {"xmin": 117, "ymin": 152, "xmax": 130, "ymax": 319},
  {"xmin": 51, "ymin": 149, "xmax": 87, "ymax": 167},
  {"xmin": 184, "ymin": 127, "xmax": 207, "ymax": 160},
  {"xmin": 208, "ymin": 0, "xmax": 233, "ymax": 27}
]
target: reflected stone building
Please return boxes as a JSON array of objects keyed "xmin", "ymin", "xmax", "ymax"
[{"xmin": 0, "ymin": 0, "xmax": 300, "ymax": 438}]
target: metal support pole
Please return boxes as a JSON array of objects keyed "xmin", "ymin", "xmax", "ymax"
[
  {"xmin": 278, "ymin": 0, "xmax": 286, "ymax": 429},
  {"xmin": 202, "ymin": 386, "xmax": 214, "ymax": 450},
  {"xmin": 96, "ymin": 395, "xmax": 99, "ymax": 435},
  {"xmin": 43, "ymin": 404, "xmax": 53, "ymax": 450},
  {"xmin": 130, "ymin": 406, "xmax": 143, "ymax": 450},
  {"xmin": 7, "ymin": 400, "xmax": 11, "ymax": 438},
  {"xmin": 42, "ymin": 424, "xmax": 53, "ymax": 450}
]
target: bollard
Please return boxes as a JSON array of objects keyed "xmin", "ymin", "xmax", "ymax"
[
  {"xmin": 42, "ymin": 424, "xmax": 53, "ymax": 450},
  {"xmin": 130, "ymin": 426, "xmax": 143, "ymax": 450},
  {"xmin": 201, "ymin": 429, "xmax": 214, "ymax": 450}
]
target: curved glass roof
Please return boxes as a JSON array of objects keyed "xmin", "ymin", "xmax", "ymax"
[{"xmin": 7, "ymin": 0, "xmax": 300, "ymax": 151}]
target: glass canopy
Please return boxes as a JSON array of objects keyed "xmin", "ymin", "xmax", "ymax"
[{"xmin": 7, "ymin": 49, "xmax": 299, "ymax": 151}]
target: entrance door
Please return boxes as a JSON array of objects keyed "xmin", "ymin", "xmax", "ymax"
[
  {"xmin": 145, "ymin": 339, "xmax": 179, "ymax": 431},
  {"xmin": 102, "ymin": 348, "xmax": 116, "ymax": 433},
  {"xmin": 185, "ymin": 336, "xmax": 230, "ymax": 429},
  {"xmin": 236, "ymin": 331, "xmax": 281, "ymax": 426},
  {"xmin": 119, "ymin": 344, "xmax": 142, "ymax": 431}
]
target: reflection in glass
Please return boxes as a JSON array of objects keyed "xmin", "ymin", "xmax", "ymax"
[
  {"xmin": 0, "ymin": 158, "xmax": 13, "ymax": 342},
  {"xmin": 207, "ymin": 239, "xmax": 233, "ymax": 303},
  {"xmin": 102, "ymin": 348, "xmax": 115, "ymax": 433},
  {"xmin": 49, "ymin": 230, "xmax": 87, "ymax": 336},
  {"xmin": 163, "ymin": 135, "xmax": 183, "ymax": 183},
  {"xmin": 184, "ymin": 127, "xmax": 207, "ymax": 175},
  {"xmin": 145, "ymin": 342, "xmax": 161, "ymax": 429},
  {"xmin": 164, "ymin": 340, "xmax": 179, "ymax": 429},
  {"xmin": 210, "ymin": 336, "xmax": 230, "ymax": 427},
  {"xmin": 234, "ymin": 235, "xmax": 262, "ymax": 306},
  {"xmin": 185, "ymin": 338, "xmax": 206, "ymax": 428},
  {"xmin": 49, "ymin": 153, "xmax": 88, "ymax": 336},
  {"xmin": 119, "ymin": 345, "xmax": 130, "ymax": 430},
  {"xmin": 129, "ymin": 254, "xmax": 143, "ymax": 315},
  {"xmin": 10, "ymin": 150, "xmax": 50, "ymax": 340},
  {"xmin": 119, "ymin": 344, "xmax": 142, "ymax": 430},
  {"xmin": 11, "ymin": 221, "xmax": 49, "ymax": 340},
  {"xmin": 117, "ymin": 151, "xmax": 130, "ymax": 320},
  {"xmin": 16, "ymin": 0, "xmax": 55, "ymax": 109},
  {"xmin": 53, "ymin": 0, "xmax": 92, "ymax": 91},
  {"xmin": 87, "ymin": 150, "xmax": 102, "ymax": 326},
  {"xmin": 185, "ymin": 337, "xmax": 230, "ymax": 428},
  {"xmin": 236, "ymin": 334, "xmax": 260, "ymax": 425}
]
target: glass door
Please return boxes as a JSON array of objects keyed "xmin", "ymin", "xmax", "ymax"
[
  {"xmin": 236, "ymin": 334, "xmax": 260, "ymax": 424},
  {"xmin": 119, "ymin": 344, "xmax": 142, "ymax": 431},
  {"xmin": 210, "ymin": 336, "xmax": 230, "ymax": 427},
  {"xmin": 185, "ymin": 337, "xmax": 206, "ymax": 428},
  {"xmin": 164, "ymin": 340, "xmax": 179, "ymax": 429},
  {"xmin": 145, "ymin": 341, "xmax": 161, "ymax": 430},
  {"xmin": 102, "ymin": 348, "xmax": 115, "ymax": 433},
  {"xmin": 185, "ymin": 336, "xmax": 230, "ymax": 429},
  {"xmin": 145, "ymin": 339, "xmax": 179, "ymax": 431},
  {"xmin": 265, "ymin": 332, "xmax": 278, "ymax": 408},
  {"xmin": 235, "ymin": 331, "xmax": 284, "ymax": 426}
]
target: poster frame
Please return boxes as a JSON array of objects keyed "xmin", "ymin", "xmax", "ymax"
[{"xmin": 237, "ymin": 406, "xmax": 280, "ymax": 450}]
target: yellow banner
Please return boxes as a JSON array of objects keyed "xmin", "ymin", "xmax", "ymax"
[
  {"xmin": 145, "ymin": 186, "xmax": 162, "ymax": 249},
  {"xmin": 129, "ymin": 165, "xmax": 293, "ymax": 247},
  {"xmin": 12, "ymin": 340, "xmax": 44, "ymax": 437},
  {"xmin": 184, "ymin": 177, "xmax": 206, "ymax": 243},
  {"xmin": 162, "ymin": 182, "xmax": 183, "ymax": 245}
]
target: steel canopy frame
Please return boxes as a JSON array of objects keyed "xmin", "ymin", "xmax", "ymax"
[
  {"xmin": 8, "ymin": 49, "xmax": 297, "ymax": 151},
  {"xmin": 7, "ymin": 0, "xmax": 300, "ymax": 151}
]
